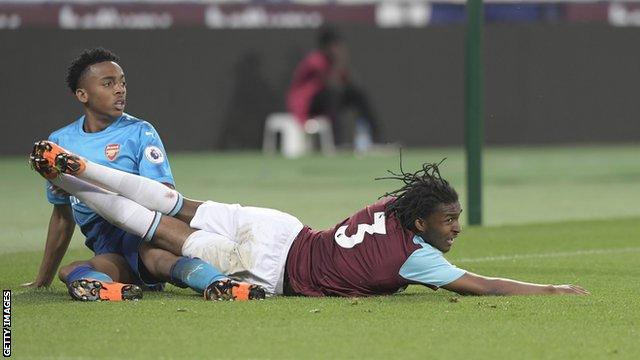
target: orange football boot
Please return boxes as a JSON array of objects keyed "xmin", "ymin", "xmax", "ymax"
[
  {"xmin": 68, "ymin": 279, "xmax": 143, "ymax": 302},
  {"xmin": 203, "ymin": 279, "xmax": 266, "ymax": 301},
  {"xmin": 29, "ymin": 141, "xmax": 60, "ymax": 180},
  {"xmin": 31, "ymin": 140, "xmax": 86, "ymax": 176}
]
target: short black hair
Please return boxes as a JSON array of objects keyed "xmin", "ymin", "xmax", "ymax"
[
  {"xmin": 379, "ymin": 159, "xmax": 459, "ymax": 232},
  {"xmin": 317, "ymin": 26, "xmax": 342, "ymax": 49},
  {"xmin": 66, "ymin": 48, "xmax": 120, "ymax": 93}
]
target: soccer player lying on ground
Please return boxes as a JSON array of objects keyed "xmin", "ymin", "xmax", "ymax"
[{"xmin": 30, "ymin": 141, "xmax": 589, "ymax": 298}]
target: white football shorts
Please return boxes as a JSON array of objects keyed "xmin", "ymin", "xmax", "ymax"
[{"xmin": 181, "ymin": 201, "xmax": 304, "ymax": 296}]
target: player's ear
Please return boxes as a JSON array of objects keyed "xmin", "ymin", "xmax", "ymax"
[
  {"xmin": 75, "ymin": 88, "xmax": 88, "ymax": 104},
  {"xmin": 414, "ymin": 217, "xmax": 428, "ymax": 233}
]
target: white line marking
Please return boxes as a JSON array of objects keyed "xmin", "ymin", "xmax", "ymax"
[{"xmin": 452, "ymin": 247, "xmax": 640, "ymax": 263}]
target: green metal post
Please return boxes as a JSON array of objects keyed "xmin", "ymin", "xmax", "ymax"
[{"xmin": 465, "ymin": 0, "xmax": 483, "ymax": 225}]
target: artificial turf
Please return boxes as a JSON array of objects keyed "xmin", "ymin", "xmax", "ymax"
[{"xmin": 1, "ymin": 145, "xmax": 639, "ymax": 359}]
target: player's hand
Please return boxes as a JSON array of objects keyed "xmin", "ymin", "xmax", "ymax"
[
  {"xmin": 552, "ymin": 284, "xmax": 589, "ymax": 295},
  {"xmin": 21, "ymin": 281, "xmax": 48, "ymax": 289}
]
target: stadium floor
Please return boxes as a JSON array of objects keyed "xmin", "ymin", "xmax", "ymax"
[{"xmin": 1, "ymin": 145, "xmax": 639, "ymax": 359}]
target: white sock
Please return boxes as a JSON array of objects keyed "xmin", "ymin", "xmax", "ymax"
[
  {"xmin": 52, "ymin": 174, "xmax": 161, "ymax": 241},
  {"xmin": 78, "ymin": 160, "xmax": 183, "ymax": 216}
]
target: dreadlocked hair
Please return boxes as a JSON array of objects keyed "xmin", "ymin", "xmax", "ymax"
[{"xmin": 377, "ymin": 158, "xmax": 458, "ymax": 232}]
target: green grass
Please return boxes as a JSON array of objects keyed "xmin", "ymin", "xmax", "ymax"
[{"xmin": 1, "ymin": 145, "xmax": 639, "ymax": 359}]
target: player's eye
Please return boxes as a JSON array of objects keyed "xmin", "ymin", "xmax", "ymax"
[{"xmin": 103, "ymin": 80, "xmax": 112, "ymax": 87}]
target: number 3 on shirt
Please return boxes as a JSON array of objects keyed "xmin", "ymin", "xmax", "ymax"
[{"xmin": 334, "ymin": 212, "xmax": 387, "ymax": 248}]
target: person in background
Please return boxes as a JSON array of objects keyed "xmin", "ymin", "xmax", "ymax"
[{"xmin": 287, "ymin": 27, "xmax": 382, "ymax": 151}]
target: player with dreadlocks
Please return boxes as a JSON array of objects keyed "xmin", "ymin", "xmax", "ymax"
[
  {"xmin": 382, "ymin": 159, "xmax": 459, "ymax": 233},
  {"xmin": 30, "ymin": 141, "xmax": 588, "ymax": 297}
]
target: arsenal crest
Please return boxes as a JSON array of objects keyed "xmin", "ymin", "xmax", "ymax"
[{"xmin": 105, "ymin": 144, "xmax": 120, "ymax": 161}]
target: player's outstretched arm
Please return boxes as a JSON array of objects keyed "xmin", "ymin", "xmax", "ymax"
[
  {"xmin": 442, "ymin": 272, "xmax": 589, "ymax": 296},
  {"xmin": 24, "ymin": 204, "xmax": 75, "ymax": 288}
]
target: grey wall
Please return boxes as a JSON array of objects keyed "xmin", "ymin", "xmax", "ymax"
[{"xmin": 1, "ymin": 24, "xmax": 639, "ymax": 155}]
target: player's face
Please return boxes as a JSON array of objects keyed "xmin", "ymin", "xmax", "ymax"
[
  {"xmin": 416, "ymin": 202, "xmax": 462, "ymax": 253},
  {"xmin": 76, "ymin": 61, "xmax": 127, "ymax": 121}
]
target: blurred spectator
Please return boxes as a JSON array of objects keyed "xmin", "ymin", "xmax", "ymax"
[{"xmin": 286, "ymin": 26, "xmax": 381, "ymax": 150}]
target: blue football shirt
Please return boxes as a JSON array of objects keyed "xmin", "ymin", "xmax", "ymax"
[
  {"xmin": 399, "ymin": 235, "xmax": 466, "ymax": 287},
  {"xmin": 46, "ymin": 113, "xmax": 175, "ymax": 227}
]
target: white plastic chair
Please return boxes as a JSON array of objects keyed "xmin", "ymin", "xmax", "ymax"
[{"xmin": 263, "ymin": 113, "xmax": 335, "ymax": 158}]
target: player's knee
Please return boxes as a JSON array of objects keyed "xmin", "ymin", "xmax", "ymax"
[
  {"xmin": 58, "ymin": 261, "xmax": 87, "ymax": 282},
  {"xmin": 139, "ymin": 244, "xmax": 177, "ymax": 279}
]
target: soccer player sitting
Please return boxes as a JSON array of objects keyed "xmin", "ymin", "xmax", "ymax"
[
  {"xmin": 26, "ymin": 49, "xmax": 263, "ymax": 301},
  {"xmin": 30, "ymin": 141, "xmax": 588, "ymax": 298}
]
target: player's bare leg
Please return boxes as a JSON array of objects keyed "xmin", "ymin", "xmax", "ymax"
[
  {"xmin": 148, "ymin": 216, "xmax": 196, "ymax": 259},
  {"xmin": 174, "ymin": 198, "xmax": 204, "ymax": 224}
]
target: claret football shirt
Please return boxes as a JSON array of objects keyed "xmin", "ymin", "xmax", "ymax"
[{"xmin": 286, "ymin": 197, "xmax": 465, "ymax": 297}]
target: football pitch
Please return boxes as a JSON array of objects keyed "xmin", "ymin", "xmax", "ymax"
[{"xmin": 1, "ymin": 145, "xmax": 639, "ymax": 359}]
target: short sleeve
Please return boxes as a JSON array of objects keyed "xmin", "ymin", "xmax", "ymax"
[
  {"xmin": 399, "ymin": 244, "xmax": 465, "ymax": 287},
  {"xmin": 45, "ymin": 132, "xmax": 70, "ymax": 205},
  {"xmin": 136, "ymin": 122, "xmax": 175, "ymax": 186}
]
